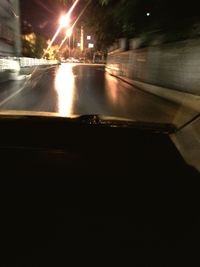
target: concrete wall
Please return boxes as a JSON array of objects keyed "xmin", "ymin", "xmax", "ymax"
[{"xmin": 107, "ymin": 38, "xmax": 200, "ymax": 96}]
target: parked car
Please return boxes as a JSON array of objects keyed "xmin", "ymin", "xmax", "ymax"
[{"xmin": 66, "ymin": 57, "xmax": 80, "ymax": 63}]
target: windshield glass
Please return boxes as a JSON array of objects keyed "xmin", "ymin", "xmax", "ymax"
[{"xmin": 0, "ymin": 0, "xmax": 199, "ymax": 128}]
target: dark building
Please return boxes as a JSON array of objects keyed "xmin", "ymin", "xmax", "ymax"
[{"xmin": 0, "ymin": 0, "xmax": 21, "ymax": 57}]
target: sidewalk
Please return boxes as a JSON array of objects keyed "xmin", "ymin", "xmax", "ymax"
[{"xmin": 106, "ymin": 67, "xmax": 200, "ymax": 113}]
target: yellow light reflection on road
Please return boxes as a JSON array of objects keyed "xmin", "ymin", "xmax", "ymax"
[
  {"xmin": 55, "ymin": 64, "xmax": 75, "ymax": 116},
  {"xmin": 105, "ymin": 72, "xmax": 119, "ymax": 104}
]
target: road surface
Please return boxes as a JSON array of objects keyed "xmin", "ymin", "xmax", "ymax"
[{"xmin": 0, "ymin": 63, "xmax": 196, "ymax": 126}]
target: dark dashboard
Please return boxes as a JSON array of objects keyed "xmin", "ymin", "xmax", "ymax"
[{"xmin": 0, "ymin": 114, "xmax": 199, "ymax": 266}]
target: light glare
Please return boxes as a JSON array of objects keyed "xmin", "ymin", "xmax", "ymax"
[
  {"xmin": 88, "ymin": 43, "xmax": 94, "ymax": 48},
  {"xmin": 66, "ymin": 28, "xmax": 73, "ymax": 37},
  {"xmin": 59, "ymin": 15, "xmax": 70, "ymax": 27}
]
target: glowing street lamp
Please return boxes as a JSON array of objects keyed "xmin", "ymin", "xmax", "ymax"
[
  {"xmin": 59, "ymin": 14, "xmax": 70, "ymax": 28},
  {"xmin": 66, "ymin": 28, "xmax": 73, "ymax": 38},
  {"xmin": 43, "ymin": 15, "xmax": 70, "ymax": 57},
  {"xmin": 58, "ymin": 27, "xmax": 73, "ymax": 51},
  {"xmin": 42, "ymin": 0, "xmax": 80, "ymax": 58},
  {"xmin": 56, "ymin": 0, "xmax": 91, "ymax": 54}
]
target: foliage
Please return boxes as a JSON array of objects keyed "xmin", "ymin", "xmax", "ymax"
[
  {"xmin": 79, "ymin": 1, "xmax": 120, "ymax": 50},
  {"xmin": 22, "ymin": 33, "xmax": 46, "ymax": 58},
  {"xmin": 80, "ymin": 0, "xmax": 200, "ymax": 49},
  {"xmin": 34, "ymin": 35, "xmax": 46, "ymax": 58},
  {"xmin": 22, "ymin": 33, "xmax": 37, "ymax": 57},
  {"xmin": 45, "ymin": 43, "xmax": 59, "ymax": 60}
]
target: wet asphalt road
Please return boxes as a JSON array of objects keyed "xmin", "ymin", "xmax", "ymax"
[{"xmin": 0, "ymin": 63, "xmax": 195, "ymax": 126}]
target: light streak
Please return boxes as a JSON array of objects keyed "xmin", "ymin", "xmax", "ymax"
[
  {"xmin": 43, "ymin": 26, "xmax": 62, "ymax": 57},
  {"xmin": 58, "ymin": 0, "xmax": 91, "ymax": 51},
  {"xmin": 42, "ymin": 0, "xmax": 80, "ymax": 58},
  {"xmin": 67, "ymin": 0, "xmax": 80, "ymax": 17}
]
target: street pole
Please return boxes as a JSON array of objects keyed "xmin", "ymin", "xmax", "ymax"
[
  {"xmin": 69, "ymin": 36, "xmax": 70, "ymax": 57},
  {"xmin": 73, "ymin": 32, "xmax": 75, "ymax": 50},
  {"xmin": 80, "ymin": 26, "xmax": 84, "ymax": 52}
]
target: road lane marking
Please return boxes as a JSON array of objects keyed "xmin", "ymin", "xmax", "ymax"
[{"xmin": 0, "ymin": 80, "xmax": 29, "ymax": 107}]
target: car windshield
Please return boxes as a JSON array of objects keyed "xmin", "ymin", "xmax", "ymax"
[
  {"xmin": 0, "ymin": 0, "xmax": 199, "ymax": 129},
  {"xmin": 2, "ymin": 1, "xmax": 200, "ymax": 265}
]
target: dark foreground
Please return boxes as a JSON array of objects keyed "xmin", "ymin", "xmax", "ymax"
[{"xmin": 0, "ymin": 114, "xmax": 199, "ymax": 266}]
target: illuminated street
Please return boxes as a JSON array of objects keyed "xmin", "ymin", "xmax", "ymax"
[{"xmin": 0, "ymin": 63, "xmax": 194, "ymax": 126}]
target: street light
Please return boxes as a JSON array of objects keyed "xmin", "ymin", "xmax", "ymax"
[
  {"xmin": 66, "ymin": 28, "xmax": 73, "ymax": 38},
  {"xmin": 58, "ymin": 27, "xmax": 73, "ymax": 51},
  {"xmin": 57, "ymin": 0, "xmax": 91, "ymax": 54},
  {"xmin": 42, "ymin": 0, "xmax": 80, "ymax": 59},
  {"xmin": 59, "ymin": 14, "xmax": 70, "ymax": 28},
  {"xmin": 43, "ymin": 15, "xmax": 71, "ymax": 57}
]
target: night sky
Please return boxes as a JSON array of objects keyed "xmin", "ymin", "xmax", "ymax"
[{"xmin": 20, "ymin": 0, "xmax": 82, "ymax": 39}]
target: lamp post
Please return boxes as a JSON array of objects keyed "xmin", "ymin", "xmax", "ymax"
[
  {"xmin": 80, "ymin": 26, "xmax": 84, "ymax": 52},
  {"xmin": 66, "ymin": 28, "xmax": 73, "ymax": 57},
  {"xmin": 69, "ymin": 36, "xmax": 71, "ymax": 57}
]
